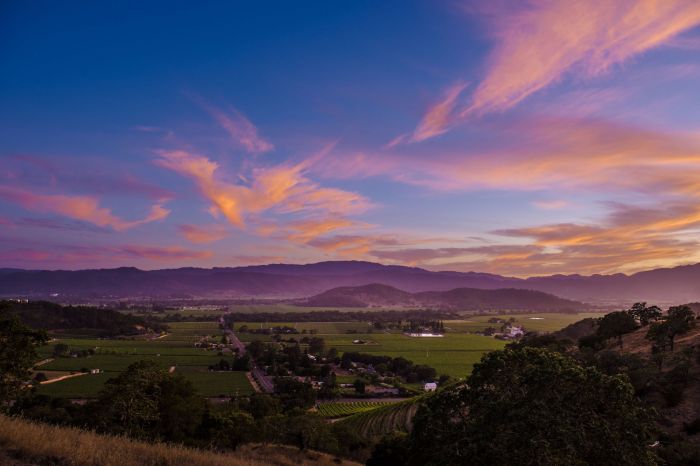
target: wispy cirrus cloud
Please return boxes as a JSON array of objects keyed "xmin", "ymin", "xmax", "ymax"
[
  {"xmin": 532, "ymin": 200, "xmax": 568, "ymax": 210},
  {"xmin": 189, "ymin": 95, "xmax": 274, "ymax": 153},
  {"xmin": 318, "ymin": 117, "xmax": 700, "ymax": 196},
  {"xmin": 0, "ymin": 186, "xmax": 170, "ymax": 231},
  {"xmin": 396, "ymin": 0, "xmax": 700, "ymax": 143},
  {"xmin": 388, "ymin": 82, "xmax": 468, "ymax": 147},
  {"xmin": 177, "ymin": 224, "xmax": 228, "ymax": 243},
  {"xmin": 0, "ymin": 243, "xmax": 211, "ymax": 268}
]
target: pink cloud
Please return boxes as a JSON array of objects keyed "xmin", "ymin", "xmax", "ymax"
[
  {"xmin": 0, "ymin": 186, "xmax": 169, "ymax": 231},
  {"xmin": 399, "ymin": 0, "xmax": 700, "ymax": 142},
  {"xmin": 190, "ymin": 96, "xmax": 274, "ymax": 153},
  {"xmin": 465, "ymin": 0, "xmax": 700, "ymax": 115},
  {"xmin": 178, "ymin": 224, "xmax": 228, "ymax": 243},
  {"xmin": 388, "ymin": 82, "xmax": 468, "ymax": 146},
  {"xmin": 532, "ymin": 200, "xmax": 568, "ymax": 210},
  {"xmin": 0, "ymin": 243, "xmax": 211, "ymax": 267}
]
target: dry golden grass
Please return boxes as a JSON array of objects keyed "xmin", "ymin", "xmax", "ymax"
[
  {"xmin": 620, "ymin": 325, "xmax": 700, "ymax": 355},
  {"xmin": 0, "ymin": 415, "xmax": 359, "ymax": 466}
]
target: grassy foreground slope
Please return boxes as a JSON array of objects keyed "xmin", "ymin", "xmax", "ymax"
[{"xmin": 0, "ymin": 415, "xmax": 359, "ymax": 466}]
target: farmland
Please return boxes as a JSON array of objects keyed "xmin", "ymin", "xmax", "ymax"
[
  {"xmin": 231, "ymin": 312, "xmax": 604, "ymax": 377},
  {"xmin": 337, "ymin": 397, "xmax": 422, "ymax": 438},
  {"xmin": 316, "ymin": 401, "xmax": 395, "ymax": 418},
  {"xmin": 35, "ymin": 321, "xmax": 254, "ymax": 398},
  {"xmin": 33, "ymin": 311, "xmax": 603, "ymax": 397}
]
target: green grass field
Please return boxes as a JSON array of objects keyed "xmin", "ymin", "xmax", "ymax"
[
  {"xmin": 444, "ymin": 312, "xmax": 606, "ymax": 333},
  {"xmin": 176, "ymin": 370, "xmax": 254, "ymax": 396},
  {"xmin": 36, "ymin": 322, "xmax": 253, "ymax": 398},
  {"xmin": 329, "ymin": 333, "xmax": 507, "ymax": 377},
  {"xmin": 36, "ymin": 373, "xmax": 111, "ymax": 398}
]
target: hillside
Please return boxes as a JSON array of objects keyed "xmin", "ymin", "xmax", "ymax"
[
  {"xmin": 302, "ymin": 283, "xmax": 418, "ymax": 308},
  {"xmin": 4, "ymin": 260, "xmax": 700, "ymax": 303},
  {"xmin": 0, "ymin": 415, "xmax": 359, "ymax": 466},
  {"xmin": 302, "ymin": 283, "xmax": 586, "ymax": 311}
]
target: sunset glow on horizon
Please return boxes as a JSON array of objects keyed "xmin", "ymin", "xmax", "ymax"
[{"xmin": 3, "ymin": 1, "xmax": 700, "ymax": 276}]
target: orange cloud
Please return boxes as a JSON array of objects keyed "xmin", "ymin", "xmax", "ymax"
[
  {"xmin": 285, "ymin": 218, "xmax": 358, "ymax": 243},
  {"xmin": 178, "ymin": 224, "xmax": 228, "ymax": 243},
  {"xmin": 321, "ymin": 117, "xmax": 700, "ymax": 196},
  {"xmin": 0, "ymin": 186, "xmax": 169, "ymax": 231},
  {"xmin": 389, "ymin": 82, "xmax": 468, "ymax": 146},
  {"xmin": 155, "ymin": 149, "xmax": 371, "ymax": 241}
]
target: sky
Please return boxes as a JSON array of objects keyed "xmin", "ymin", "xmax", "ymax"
[{"xmin": 2, "ymin": 0, "xmax": 700, "ymax": 276}]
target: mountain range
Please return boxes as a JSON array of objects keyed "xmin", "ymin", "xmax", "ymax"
[{"xmin": 1, "ymin": 260, "xmax": 700, "ymax": 304}]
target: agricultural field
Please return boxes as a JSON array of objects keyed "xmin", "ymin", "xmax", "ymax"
[
  {"xmin": 328, "ymin": 333, "xmax": 507, "ymax": 377},
  {"xmin": 231, "ymin": 313, "xmax": 602, "ymax": 377},
  {"xmin": 174, "ymin": 369, "xmax": 254, "ymax": 396},
  {"xmin": 316, "ymin": 401, "xmax": 396, "ymax": 418},
  {"xmin": 34, "ymin": 321, "xmax": 253, "ymax": 398},
  {"xmin": 37, "ymin": 373, "xmax": 111, "ymax": 398},
  {"xmin": 337, "ymin": 397, "xmax": 421, "ymax": 438},
  {"xmin": 229, "ymin": 304, "xmax": 373, "ymax": 314},
  {"xmin": 444, "ymin": 312, "xmax": 607, "ymax": 333}
]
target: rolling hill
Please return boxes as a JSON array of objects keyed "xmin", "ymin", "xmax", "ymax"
[
  {"xmin": 301, "ymin": 283, "xmax": 586, "ymax": 311},
  {"xmin": 2, "ymin": 260, "xmax": 700, "ymax": 303}
]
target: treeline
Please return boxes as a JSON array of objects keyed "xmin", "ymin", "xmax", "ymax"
[
  {"xmin": 0, "ymin": 300, "xmax": 166, "ymax": 336},
  {"xmin": 222, "ymin": 309, "xmax": 460, "ymax": 324},
  {"xmin": 13, "ymin": 361, "xmax": 369, "ymax": 458},
  {"xmin": 340, "ymin": 352, "xmax": 439, "ymax": 383}
]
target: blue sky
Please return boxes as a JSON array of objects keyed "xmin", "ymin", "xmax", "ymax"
[{"xmin": 2, "ymin": 1, "xmax": 700, "ymax": 276}]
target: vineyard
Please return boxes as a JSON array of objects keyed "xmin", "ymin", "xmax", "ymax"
[
  {"xmin": 316, "ymin": 401, "xmax": 395, "ymax": 418},
  {"xmin": 336, "ymin": 397, "xmax": 422, "ymax": 438}
]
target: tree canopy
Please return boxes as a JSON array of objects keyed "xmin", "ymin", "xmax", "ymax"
[
  {"xmin": 0, "ymin": 315, "xmax": 48, "ymax": 408},
  {"xmin": 407, "ymin": 348, "xmax": 657, "ymax": 466}
]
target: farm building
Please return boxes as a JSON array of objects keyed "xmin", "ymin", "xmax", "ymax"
[{"xmin": 424, "ymin": 382, "xmax": 437, "ymax": 391}]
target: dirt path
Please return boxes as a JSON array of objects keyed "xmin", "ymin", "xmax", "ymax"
[
  {"xmin": 168, "ymin": 366, "xmax": 176, "ymax": 373},
  {"xmin": 40, "ymin": 372, "xmax": 87, "ymax": 385},
  {"xmin": 34, "ymin": 358, "xmax": 54, "ymax": 367},
  {"xmin": 246, "ymin": 372, "xmax": 262, "ymax": 393}
]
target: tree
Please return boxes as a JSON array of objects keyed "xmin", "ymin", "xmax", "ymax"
[
  {"xmin": 308, "ymin": 337, "xmax": 325, "ymax": 355},
  {"xmin": 407, "ymin": 348, "xmax": 657, "ymax": 466},
  {"xmin": 646, "ymin": 306, "xmax": 696, "ymax": 353},
  {"xmin": 95, "ymin": 360, "xmax": 204, "ymax": 441},
  {"xmin": 367, "ymin": 432, "xmax": 411, "ymax": 466},
  {"xmin": 597, "ymin": 311, "xmax": 638, "ymax": 348},
  {"xmin": 208, "ymin": 408, "xmax": 256, "ymax": 450},
  {"xmin": 666, "ymin": 305, "xmax": 696, "ymax": 349},
  {"xmin": 646, "ymin": 322, "xmax": 672, "ymax": 353},
  {"xmin": 52, "ymin": 343, "xmax": 70, "ymax": 357},
  {"xmin": 273, "ymin": 377, "xmax": 316, "ymax": 411},
  {"xmin": 628, "ymin": 302, "xmax": 662, "ymax": 326},
  {"xmin": 0, "ymin": 316, "xmax": 48, "ymax": 408},
  {"xmin": 353, "ymin": 378, "xmax": 366, "ymax": 394}
]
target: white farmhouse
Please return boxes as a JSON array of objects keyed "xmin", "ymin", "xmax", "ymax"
[{"xmin": 424, "ymin": 382, "xmax": 437, "ymax": 392}]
